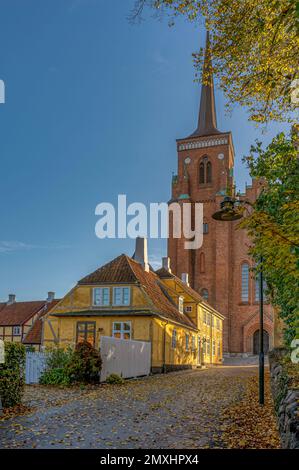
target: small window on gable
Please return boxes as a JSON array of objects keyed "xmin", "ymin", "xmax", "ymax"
[
  {"xmin": 185, "ymin": 305, "xmax": 192, "ymax": 313},
  {"xmin": 178, "ymin": 296, "xmax": 184, "ymax": 314},
  {"xmin": 113, "ymin": 287, "xmax": 131, "ymax": 306},
  {"xmin": 13, "ymin": 326, "xmax": 21, "ymax": 336},
  {"xmin": 93, "ymin": 287, "xmax": 110, "ymax": 306}
]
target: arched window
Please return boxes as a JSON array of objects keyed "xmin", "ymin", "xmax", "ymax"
[
  {"xmin": 199, "ymin": 162, "xmax": 205, "ymax": 184},
  {"xmin": 206, "ymin": 161, "xmax": 212, "ymax": 183},
  {"xmin": 199, "ymin": 253, "xmax": 205, "ymax": 273},
  {"xmin": 241, "ymin": 263, "xmax": 249, "ymax": 302},
  {"xmin": 199, "ymin": 156, "xmax": 212, "ymax": 184},
  {"xmin": 201, "ymin": 288, "xmax": 209, "ymax": 301}
]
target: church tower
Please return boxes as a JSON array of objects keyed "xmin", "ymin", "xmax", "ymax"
[{"xmin": 168, "ymin": 32, "xmax": 274, "ymax": 354}]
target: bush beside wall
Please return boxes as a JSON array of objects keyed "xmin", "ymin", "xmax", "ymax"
[{"xmin": 0, "ymin": 342, "xmax": 26, "ymax": 408}]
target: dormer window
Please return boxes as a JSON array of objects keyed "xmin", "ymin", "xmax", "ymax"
[
  {"xmin": 93, "ymin": 287, "xmax": 110, "ymax": 306},
  {"xmin": 113, "ymin": 287, "xmax": 131, "ymax": 306},
  {"xmin": 178, "ymin": 296, "xmax": 184, "ymax": 314}
]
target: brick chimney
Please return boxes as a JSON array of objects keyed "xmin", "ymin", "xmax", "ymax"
[
  {"xmin": 133, "ymin": 237, "xmax": 149, "ymax": 272},
  {"xmin": 8, "ymin": 294, "xmax": 16, "ymax": 305},
  {"xmin": 162, "ymin": 257, "xmax": 171, "ymax": 273},
  {"xmin": 181, "ymin": 273, "xmax": 189, "ymax": 286},
  {"xmin": 47, "ymin": 291, "xmax": 55, "ymax": 303}
]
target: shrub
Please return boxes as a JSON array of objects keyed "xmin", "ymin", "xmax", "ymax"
[
  {"xmin": 68, "ymin": 341, "xmax": 102, "ymax": 384},
  {"xmin": 39, "ymin": 347, "xmax": 72, "ymax": 386},
  {"xmin": 0, "ymin": 342, "xmax": 26, "ymax": 408},
  {"xmin": 106, "ymin": 373, "xmax": 124, "ymax": 385}
]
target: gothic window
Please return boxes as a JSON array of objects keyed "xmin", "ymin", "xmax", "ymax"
[
  {"xmin": 199, "ymin": 162, "xmax": 205, "ymax": 184},
  {"xmin": 199, "ymin": 253, "xmax": 205, "ymax": 273},
  {"xmin": 206, "ymin": 161, "xmax": 212, "ymax": 183},
  {"xmin": 201, "ymin": 288, "xmax": 209, "ymax": 301},
  {"xmin": 241, "ymin": 263, "xmax": 249, "ymax": 302},
  {"xmin": 199, "ymin": 156, "xmax": 212, "ymax": 184}
]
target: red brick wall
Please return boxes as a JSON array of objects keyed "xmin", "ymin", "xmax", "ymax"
[{"xmin": 168, "ymin": 133, "xmax": 274, "ymax": 354}]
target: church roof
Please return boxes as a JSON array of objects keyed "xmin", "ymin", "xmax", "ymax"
[{"xmin": 189, "ymin": 31, "xmax": 220, "ymax": 138}]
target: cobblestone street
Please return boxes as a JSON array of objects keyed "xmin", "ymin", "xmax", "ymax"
[{"xmin": 0, "ymin": 365, "xmax": 276, "ymax": 449}]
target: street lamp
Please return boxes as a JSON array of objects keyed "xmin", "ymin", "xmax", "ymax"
[{"xmin": 212, "ymin": 196, "xmax": 265, "ymax": 405}]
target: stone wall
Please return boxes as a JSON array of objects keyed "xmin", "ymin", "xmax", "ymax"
[{"xmin": 269, "ymin": 348, "xmax": 299, "ymax": 449}]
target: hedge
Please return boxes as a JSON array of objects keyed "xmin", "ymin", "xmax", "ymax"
[{"xmin": 0, "ymin": 342, "xmax": 26, "ymax": 408}]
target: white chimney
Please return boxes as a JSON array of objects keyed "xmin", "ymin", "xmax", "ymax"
[
  {"xmin": 8, "ymin": 294, "xmax": 16, "ymax": 304},
  {"xmin": 162, "ymin": 257, "xmax": 171, "ymax": 272},
  {"xmin": 47, "ymin": 291, "xmax": 55, "ymax": 303},
  {"xmin": 134, "ymin": 237, "xmax": 149, "ymax": 272},
  {"xmin": 181, "ymin": 273, "xmax": 189, "ymax": 286}
]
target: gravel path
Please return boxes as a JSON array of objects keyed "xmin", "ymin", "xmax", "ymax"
[{"xmin": 0, "ymin": 366, "xmax": 258, "ymax": 449}]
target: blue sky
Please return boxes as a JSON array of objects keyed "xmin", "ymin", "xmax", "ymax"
[{"xmin": 0, "ymin": 0, "xmax": 290, "ymax": 301}]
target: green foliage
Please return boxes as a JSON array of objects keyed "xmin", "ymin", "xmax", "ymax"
[
  {"xmin": 39, "ymin": 367, "xmax": 70, "ymax": 386},
  {"xmin": 39, "ymin": 347, "xmax": 72, "ymax": 386},
  {"xmin": 106, "ymin": 373, "xmax": 125, "ymax": 385},
  {"xmin": 68, "ymin": 341, "xmax": 102, "ymax": 384},
  {"xmin": 240, "ymin": 130, "xmax": 299, "ymax": 345},
  {"xmin": 40, "ymin": 342, "xmax": 102, "ymax": 386},
  {"xmin": 132, "ymin": 0, "xmax": 299, "ymax": 123},
  {"xmin": 0, "ymin": 342, "xmax": 26, "ymax": 408}
]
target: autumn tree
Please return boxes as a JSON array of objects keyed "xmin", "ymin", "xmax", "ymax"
[
  {"xmin": 131, "ymin": 0, "xmax": 299, "ymax": 123},
  {"xmin": 240, "ymin": 129, "xmax": 299, "ymax": 345}
]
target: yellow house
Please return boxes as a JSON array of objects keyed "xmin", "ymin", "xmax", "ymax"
[{"xmin": 43, "ymin": 246, "xmax": 224, "ymax": 372}]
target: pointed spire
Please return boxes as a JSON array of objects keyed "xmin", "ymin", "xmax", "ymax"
[{"xmin": 190, "ymin": 31, "xmax": 220, "ymax": 137}]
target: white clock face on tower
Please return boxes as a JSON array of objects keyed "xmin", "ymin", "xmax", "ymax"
[
  {"xmin": 184, "ymin": 157, "xmax": 191, "ymax": 164},
  {"xmin": 218, "ymin": 153, "xmax": 224, "ymax": 160}
]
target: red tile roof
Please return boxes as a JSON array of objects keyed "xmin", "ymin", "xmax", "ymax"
[
  {"xmin": 23, "ymin": 300, "xmax": 60, "ymax": 345},
  {"xmin": 78, "ymin": 254, "xmax": 196, "ymax": 330},
  {"xmin": 156, "ymin": 267, "xmax": 223, "ymax": 316},
  {"xmin": 0, "ymin": 301, "xmax": 46, "ymax": 326}
]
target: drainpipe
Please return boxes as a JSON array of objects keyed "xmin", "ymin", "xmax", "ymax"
[{"xmin": 162, "ymin": 321, "xmax": 169, "ymax": 374}]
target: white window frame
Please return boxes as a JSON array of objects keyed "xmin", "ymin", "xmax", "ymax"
[
  {"xmin": 112, "ymin": 321, "xmax": 131, "ymax": 340},
  {"xmin": 191, "ymin": 335, "xmax": 196, "ymax": 352},
  {"xmin": 217, "ymin": 340, "xmax": 221, "ymax": 356},
  {"xmin": 113, "ymin": 287, "xmax": 131, "ymax": 306},
  {"xmin": 178, "ymin": 296, "xmax": 184, "ymax": 314},
  {"xmin": 212, "ymin": 339, "xmax": 216, "ymax": 356},
  {"xmin": 171, "ymin": 329, "xmax": 177, "ymax": 349},
  {"xmin": 13, "ymin": 326, "xmax": 21, "ymax": 336},
  {"xmin": 185, "ymin": 333, "xmax": 190, "ymax": 351},
  {"xmin": 93, "ymin": 287, "xmax": 110, "ymax": 306}
]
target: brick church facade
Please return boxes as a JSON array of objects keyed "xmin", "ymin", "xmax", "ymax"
[{"xmin": 168, "ymin": 33, "xmax": 274, "ymax": 355}]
